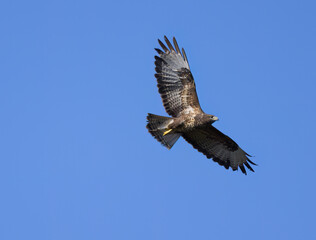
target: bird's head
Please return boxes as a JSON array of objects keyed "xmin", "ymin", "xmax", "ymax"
[{"xmin": 208, "ymin": 114, "xmax": 219, "ymax": 123}]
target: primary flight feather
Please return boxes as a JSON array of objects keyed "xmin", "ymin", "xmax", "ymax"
[{"xmin": 146, "ymin": 36, "xmax": 256, "ymax": 175}]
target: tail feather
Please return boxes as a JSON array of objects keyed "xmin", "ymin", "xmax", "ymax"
[{"xmin": 146, "ymin": 113, "xmax": 181, "ymax": 149}]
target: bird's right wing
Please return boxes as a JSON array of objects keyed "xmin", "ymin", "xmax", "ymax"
[
  {"xmin": 182, "ymin": 124, "xmax": 256, "ymax": 175},
  {"xmin": 154, "ymin": 36, "xmax": 203, "ymax": 118}
]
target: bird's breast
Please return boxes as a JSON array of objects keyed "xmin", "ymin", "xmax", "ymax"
[{"xmin": 183, "ymin": 116, "xmax": 196, "ymax": 129}]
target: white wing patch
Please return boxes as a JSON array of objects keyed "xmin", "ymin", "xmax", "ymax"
[{"xmin": 182, "ymin": 106, "xmax": 195, "ymax": 114}]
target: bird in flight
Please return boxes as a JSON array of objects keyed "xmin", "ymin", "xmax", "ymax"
[{"xmin": 146, "ymin": 36, "xmax": 256, "ymax": 174}]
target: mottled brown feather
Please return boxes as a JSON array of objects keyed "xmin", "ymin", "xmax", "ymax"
[
  {"xmin": 154, "ymin": 36, "xmax": 202, "ymax": 117},
  {"xmin": 182, "ymin": 125, "xmax": 255, "ymax": 174}
]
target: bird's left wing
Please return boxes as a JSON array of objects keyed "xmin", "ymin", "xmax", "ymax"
[
  {"xmin": 182, "ymin": 125, "xmax": 256, "ymax": 174},
  {"xmin": 154, "ymin": 36, "xmax": 203, "ymax": 117}
]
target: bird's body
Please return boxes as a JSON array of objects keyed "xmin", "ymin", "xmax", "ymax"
[
  {"xmin": 164, "ymin": 113, "xmax": 215, "ymax": 134},
  {"xmin": 146, "ymin": 36, "xmax": 256, "ymax": 174}
]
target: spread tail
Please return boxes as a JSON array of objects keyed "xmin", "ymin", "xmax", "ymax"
[{"xmin": 146, "ymin": 113, "xmax": 181, "ymax": 149}]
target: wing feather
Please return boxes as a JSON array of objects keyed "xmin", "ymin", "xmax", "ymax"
[
  {"xmin": 164, "ymin": 36, "xmax": 175, "ymax": 52},
  {"xmin": 154, "ymin": 36, "xmax": 202, "ymax": 117},
  {"xmin": 158, "ymin": 39, "xmax": 169, "ymax": 53},
  {"xmin": 182, "ymin": 48, "xmax": 189, "ymax": 68},
  {"xmin": 173, "ymin": 37, "xmax": 181, "ymax": 54},
  {"xmin": 182, "ymin": 125, "xmax": 256, "ymax": 175},
  {"xmin": 155, "ymin": 48, "xmax": 164, "ymax": 55}
]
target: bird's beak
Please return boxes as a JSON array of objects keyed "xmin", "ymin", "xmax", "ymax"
[{"xmin": 213, "ymin": 116, "xmax": 219, "ymax": 121}]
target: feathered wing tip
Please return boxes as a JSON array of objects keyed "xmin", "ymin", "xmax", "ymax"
[
  {"xmin": 237, "ymin": 150, "xmax": 256, "ymax": 174},
  {"xmin": 164, "ymin": 36, "xmax": 175, "ymax": 52},
  {"xmin": 158, "ymin": 39, "xmax": 169, "ymax": 53},
  {"xmin": 155, "ymin": 48, "xmax": 164, "ymax": 55},
  {"xmin": 172, "ymin": 37, "xmax": 190, "ymax": 67},
  {"xmin": 238, "ymin": 155, "xmax": 256, "ymax": 175},
  {"xmin": 172, "ymin": 37, "xmax": 181, "ymax": 54},
  {"xmin": 156, "ymin": 36, "xmax": 190, "ymax": 67},
  {"xmin": 146, "ymin": 113, "xmax": 181, "ymax": 149},
  {"xmin": 246, "ymin": 156, "xmax": 257, "ymax": 165},
  {"xmin": 181, "ymin": 48, "xmax": 189, "ymax": 67},
  {"xmin": 217, "ymin": 156, "xmax": 255, "ymax": 175}
]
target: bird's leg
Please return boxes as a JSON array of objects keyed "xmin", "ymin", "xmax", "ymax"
[{"xmin": 163, "ymin": 129, "xmax": 173, "ymax": 136}]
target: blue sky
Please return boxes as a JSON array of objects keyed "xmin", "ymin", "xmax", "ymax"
[{"xmin": 1, "ymin": 0, "xmax": 316, "ymax": 239}]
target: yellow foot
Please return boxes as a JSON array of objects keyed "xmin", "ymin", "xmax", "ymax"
[{"xmin": 163, "ymin": 129, "xmax": 173, "ymax": 136}]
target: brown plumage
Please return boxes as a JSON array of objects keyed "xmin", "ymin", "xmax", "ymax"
[{"xmin": 146, "ymin": 36, "xmax": 256, "ymax": 175}]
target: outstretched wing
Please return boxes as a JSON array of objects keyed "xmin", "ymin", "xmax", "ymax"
[
  {"xmin": 182, "ymin": 125, "xmax": 256, "ymax": 175},
  {"xmin": 154, "ymin": 36, "xmax": 202, "ymax": 118}
]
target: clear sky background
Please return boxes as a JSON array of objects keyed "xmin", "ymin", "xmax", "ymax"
[{"xmin": 1, "ymin": 0, "xmax": 316, "ymax": 239}]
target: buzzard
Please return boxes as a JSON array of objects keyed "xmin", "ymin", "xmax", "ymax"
[{"xmin": 146, "ymin": 36, "xmax": 256, "ymax": 174}]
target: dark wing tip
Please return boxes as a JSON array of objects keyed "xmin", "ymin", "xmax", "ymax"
[
  {"xmin": 173, "ymin": 37, "xmax": 182, "ymax": 55},
  {"xmin": 155, "ymin": 48, "xmax": 164, "ymax": 55},
  {"xmin": 158, "ymin": 39, "xmax": 169, "ymax": 52},
  {"xmin": 247, "ymin": 158, "xmax": 257, "ymax": 166},
  {"xmin": 154, "ymin": 55, "xmax": 167, "ymax": 64},
  {"xmin": 182, "ymin": 47, "xmax": 190, "ymax": 68},
  {"xmin": 245, "ymin": 151, "xmax": 255, "ymax": 159},
  {"xmin": 164, "ymin": 36, "xmax": 175, "ymax": 52},
  {"xmin": 239, "ymin": 165, "xmax": 247, "ymax": 175},
  {"xmin": 244, "ymin": 161, "xmax": 254, "ymax": 172}
]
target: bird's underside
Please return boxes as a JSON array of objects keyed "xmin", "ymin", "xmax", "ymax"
[{"xmin": 146, "ymin": 36, "xmax": 256, "ymax": 175}]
